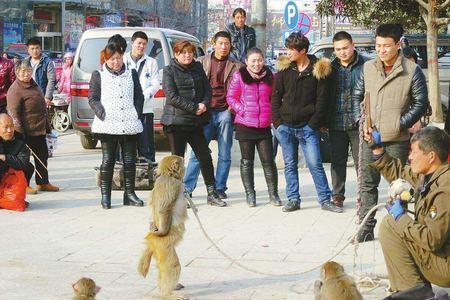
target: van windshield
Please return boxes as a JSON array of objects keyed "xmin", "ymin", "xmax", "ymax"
[
  {"xmin": 77, "ymin": 37, "xmax": 165, "ymax": 74},
  {"xmin": 166, "ymin": 36, "xmax": 205, "ymax": 58}
]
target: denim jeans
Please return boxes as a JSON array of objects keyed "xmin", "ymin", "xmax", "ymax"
[
  {"xmin": 184, "ymin": 109, "xmax": 233, "ymax": 193},
  {"xmin": 276, "ymin": 124, "xmax": 332, "ymax": 204},
  {"xmin": 329, "ymin": 129, "xmax": 360, "ymax": 198}
]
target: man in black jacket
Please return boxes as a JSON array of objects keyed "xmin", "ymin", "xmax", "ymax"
[
  {"xmin": 352, "ymin": 24, "xmax": 429, "ymax": 243},
  {"xmin": 225, "ymin": 8, "xmax": 256, "ymax": 63},
  {"xmin": 329, "ymin": 31, "xmax": 369, "ymax": 209},
  {"xmin": 271, "ymin": 32, "xmax": 342, "ymax": 213},
  {"xmin": 0, "ymin": 114, "xmax": 34, "ymax": 198}
]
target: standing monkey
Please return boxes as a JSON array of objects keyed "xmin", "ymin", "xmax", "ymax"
[
  {"xmin": 72, "ymin": 277, "xmax": 100, "ymax": 300},
  {"xmin": 138, "ymin": 155, "xmax": 188, "ymax": 299},
  {"xmin": 314, "ymin": 261, "xmax": 363, "ymax": 300}
]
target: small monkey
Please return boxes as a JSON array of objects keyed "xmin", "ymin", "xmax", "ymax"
[
  {"xmin": 138, "ymin": 155, "xmax": 188, "ymax": 299},
  {"xmin": 314, "ymin": 261, "xmax": 363, "ymax": 300},
  {"xmin": 72, "ymin": 277, "xmax": 100, "ymax": 300}
]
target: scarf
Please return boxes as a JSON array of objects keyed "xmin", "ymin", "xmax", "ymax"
[{"xmin": 246, "ymin": 67, "xmax": 267, "ymax": 81}]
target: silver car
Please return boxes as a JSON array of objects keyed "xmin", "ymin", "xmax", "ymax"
[{"xmin": 71, "ymin": 27, "xmax": 205, "ymax": 149}]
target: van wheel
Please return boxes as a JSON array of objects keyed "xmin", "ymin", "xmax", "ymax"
[{"xmin": 80, "ymin": 134, "xmax": 98, "ymax": 149}]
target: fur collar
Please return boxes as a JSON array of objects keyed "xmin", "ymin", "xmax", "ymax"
[
  {"xmin": 239, "ymin": 66, "xmax": 273, "ymax": 85},
  {"xmin": 276, "ymin": 55, "xmax": 332, "ymax": 79}
]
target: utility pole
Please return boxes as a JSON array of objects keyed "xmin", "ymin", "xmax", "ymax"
[
  {"xmin": 251, "ymin": 0, "xmax": 266, "ymax": 51},
  {"xmin": 61, "ymin": 0, "xmax": 65, "ymax": 51}
]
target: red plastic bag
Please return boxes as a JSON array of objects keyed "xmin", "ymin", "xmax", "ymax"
[{"xmin": 0, "ymin": 168, "xmax": 27, "ymax": 212}]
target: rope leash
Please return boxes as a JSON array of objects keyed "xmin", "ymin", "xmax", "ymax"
[
  {"xmin": 25, "ymin": 144, "xmax": 48, "ymax": 179},
  {"xmin": 186, "ymin": 195, "xmax": 386, "ymax": 277}
]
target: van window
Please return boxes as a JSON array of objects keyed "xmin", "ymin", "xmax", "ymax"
[
  {"xmin": 77, "ymin": 37, "xmax": 165, "ymax": 74},
  {"xmin": 166, "ymin": 36, "xmax": 204, "ymax": 58}
]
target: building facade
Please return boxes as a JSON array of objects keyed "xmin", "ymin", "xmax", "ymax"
[{"xmin": 0, "ymin": 0, "xmax": 208, "ymax": 52}]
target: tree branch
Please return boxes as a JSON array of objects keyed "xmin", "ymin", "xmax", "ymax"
[
  {"xmin": 435, "ymin": 17, "xmax": 450, "ymax": 26},
  {"xmin": 419, "ymin": 6, "xmax": 429, "ymax": 23},
  {"xmin": 415, "ymin": 0, "xmax": 429, "ymax": 10},
  {"xmin": 438, "ymin": 0, "xmax": 450, "ymax": 9}
]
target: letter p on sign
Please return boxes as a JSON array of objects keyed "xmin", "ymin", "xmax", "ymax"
[{"xmin": 284, "ymin": 1, "xmax": 299, "ymax": 30}]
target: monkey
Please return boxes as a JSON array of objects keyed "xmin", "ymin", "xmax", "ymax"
[
  {"xmin": 72, "ymin": 277, "xmax": 100, "ymax": 300},
  {"xmin": 314, "ymin": 261, "xmax": 363, "ymax": 300},
  {"xmin": 138, "ymin": 155, "xmax": 188, "ymax": 300}
]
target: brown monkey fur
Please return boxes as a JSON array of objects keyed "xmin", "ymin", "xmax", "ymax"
[
  {"xmin": 314, "ymin": 261, "xmax": 363, "ymax": 300},
  {"xmin": 138, "ymin": 155, "xmax": 188, "ymax": 299},
  {"xmin": 72, "ymin": 277, "xmax": 100, "ymax": 300}
]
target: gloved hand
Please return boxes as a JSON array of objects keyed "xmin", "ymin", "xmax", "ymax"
[
  {"xmin": 387, "ymin": 199, "xmax": 405, "ymax": 221},
  {"xmin": 371, "ymin": 129, "xmax": 382, "ymax": 148}
]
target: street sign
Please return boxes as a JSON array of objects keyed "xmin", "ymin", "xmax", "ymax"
[
  {"xmin": 297, "ymin": 12, "xmax": 312, "ymax": 35},
  {"xmin": 284, "ymin": 1, "xmax": 299, "ymax": 30}
]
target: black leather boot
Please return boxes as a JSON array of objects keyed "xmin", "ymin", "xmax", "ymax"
[
  {"xmin": 262, "ymin": 161, "xmax": 282, "ymax": 206},
  {"xmin": 100, "ymin": 165, "xmax": 113, "ymax": 209},
  {"xmin": 206, "ymin": 185, "xmax": 227, "ymax": 207},
  {"xmin": 123, "ymin": 165, "xmax": 144, "ymax": 207},
  {"xmin": 240, "ymin": 159, "xmax": 256, "ymax": 207},
  {"xmin": 383, "ymin": 283, "xmax": 435, "ymax": 300}
]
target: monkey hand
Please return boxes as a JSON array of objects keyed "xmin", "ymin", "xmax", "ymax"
[
  {"xmin": 313, "ymin": 280, "xmax": 323, "ymax": 295},
  {"xmin": 149, "ymin": 222, "xmax": 159, "ymax": 232},
  {"xmin": 387, "ymin": 199, "xmax": 405, "ymax": 221}
]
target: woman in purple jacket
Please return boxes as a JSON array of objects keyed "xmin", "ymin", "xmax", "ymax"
[{"xmin": 227, "ymin": 48, "xmax": 282, "ymax": 207}]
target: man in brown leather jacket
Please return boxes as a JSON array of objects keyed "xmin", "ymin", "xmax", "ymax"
[
  {"xmin": 0, "ymin": 56, "xmax": 15, "ymax": 112},
  {"xmin": 368, "ymin": 126, "xmax": 450, "ymax": 299}
]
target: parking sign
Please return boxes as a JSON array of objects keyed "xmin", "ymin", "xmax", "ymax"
[{"xmin": 284, "ymin": 1, "xmax": 299, "ymax": 30}]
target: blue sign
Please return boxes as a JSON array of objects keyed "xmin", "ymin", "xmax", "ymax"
[
  {"xmin": 298, "ymin": 12, "xmax": 312, "ymax": 35},
  {"xmin": 284, "ymin": 1, "xmax": 299, "ymax": 30}
]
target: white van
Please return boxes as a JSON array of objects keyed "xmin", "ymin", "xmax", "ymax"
[{"xmin": 71, "ymin": 27, "xmax": 205, "ymax": 149}]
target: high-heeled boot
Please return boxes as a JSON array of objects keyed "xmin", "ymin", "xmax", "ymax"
[
  {"xmin": 100, "ymin": 165, "xmax": 113, "ymax": 209},
  {"xmin": 262, "ymin": 161, "xmax": 282, "ymax": 206},
  {"xmin": 240, "ymin": 159, "xmax": 256, "ymax": 207},
  {"xmin": 123, "ymin": 164, "xmax": 144, "ymax": 207}
]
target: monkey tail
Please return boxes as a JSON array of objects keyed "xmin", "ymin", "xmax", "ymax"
[{"xmin": 137, "ymin": 244, "xmax": 153, "ymax": 278}]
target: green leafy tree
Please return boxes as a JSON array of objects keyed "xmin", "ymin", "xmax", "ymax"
[{"xmin": 317, "ymin": 0, "xmax": 450, "ymax": 122}]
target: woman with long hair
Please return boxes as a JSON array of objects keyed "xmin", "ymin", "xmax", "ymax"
[
  {"xmin": 88, "ymin": 34, "xmax": 144, "ymax": 209},
  {"xmin": 227, "ymin": 47, "xmax": 282, "ymax": 207}
]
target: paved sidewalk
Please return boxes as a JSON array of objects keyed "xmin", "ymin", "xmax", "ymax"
[{"xmin": 1, "ymin": 132, "xmax": 396, "ymax": 299}]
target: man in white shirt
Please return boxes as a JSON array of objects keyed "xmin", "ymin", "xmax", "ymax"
[{"xmin": 124, "ymin": 31, "xmax": 160, "ymax": 164}]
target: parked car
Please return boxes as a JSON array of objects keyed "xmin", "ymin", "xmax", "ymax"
[
  {"xmin": 309, "ymin": 34, "xmax": 450, "ymax": 116},
  {"xmin": 71, "ymin": 27, "xmax": 205, "ymax": 149}
]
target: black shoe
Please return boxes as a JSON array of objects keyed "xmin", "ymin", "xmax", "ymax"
[
  {"xmin": 206, "ymin": 185, "xmax": 227, "ymax": 207},
  {"xmin": 216, "ymin": 190, "xmax": 228, "ymax": 199},
  {"xmin": 25, "ymin": 201, "xmax": 30, "ymax": 208},
  {"xmin": 246, "ymin": 192, "xmax": 256, "ymax": 207},
  {"xmin": 383, "ymin": 283, "xmax": 435, "ymax": 300},
  {"xmin": 100, "ymin": 166, "xmax": 113, "ymax": 209},
  {"xmin": 282, "ymin": 200, "xmax": 300, "ymax": 212},
  {"xmin": 321, "ymin": 201, "xmax": 343, "ymax": 213},
  {"xmin": 356, "ymin": 228, "xmax": 374, "ymax": 243}
]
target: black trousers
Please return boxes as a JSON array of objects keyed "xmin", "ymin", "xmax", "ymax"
[
  {"xmin": 100, "ymin": 135, "xmax": 137, "ymax": 174},
  {"xmin": 165, "ymin": 126, "xmax": 215, "ymax": 186},
  {"xmin": 239, "ymin": 138, "xmax": 274, "ymax": 163},
  {"xmin": 26, "ymin": 135, "xmax": 49, "ymax": 185}
]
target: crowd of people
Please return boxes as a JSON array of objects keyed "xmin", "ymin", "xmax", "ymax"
[{"xmin": 0, "ymin": 7, "xmax": 449, "ymax": 299}]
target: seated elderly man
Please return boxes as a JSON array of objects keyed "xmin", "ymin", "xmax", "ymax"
[
  {"xmin": 0, "ymin": 114, "xmax": 34, "ymax": 199},
  {"xmin": 366, "ymin": 126, "xmax": 450, "ymax": 299}
]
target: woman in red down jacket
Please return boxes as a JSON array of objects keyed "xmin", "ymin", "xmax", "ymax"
[{"xmin": 227, "ymin": 47, "xmax": 282, "ymax": 207}]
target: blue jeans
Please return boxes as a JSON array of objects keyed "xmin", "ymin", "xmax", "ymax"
[
  {"xmin": 183, "ymin": 110, "xmax": 233, "ymax": 193},
  {"xmin": 276, "ymin": 124, "xmax": 332, "ymax": 204}
]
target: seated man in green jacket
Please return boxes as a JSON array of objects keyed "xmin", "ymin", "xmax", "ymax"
[{"xmin": 367, "ymin": 126, "xmax": 450, "ymax": 299}]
